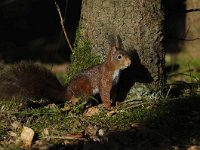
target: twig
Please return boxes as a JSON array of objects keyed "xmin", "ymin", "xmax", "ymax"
[
  {"xmin": 42, "ymin": 136, "xmax": 86, "ymax": 141},
  {"xmin": 121, "ymin": 99, "xmax": 143, "ymax": 103},
  {"xmin": 179, "ymin": 37, "xmax": 200, "ymax": 41},
  {"xmin": 186, "ymin": 8, "xmax": 200, "ymax": 13},
  {"xmin": 119, "ymin": 102, "xmax": 154, "ymax": 112},
  {"xmin": 165, "ymin": 86, "xmax": 172, "ymax": 100},
  {"xmin": 168, "ymin": 72, "xmax": 199, "ymax": 81},
  {"xmin": 55, "ymin": 2, "xmax": 73, "ymax": 52}
]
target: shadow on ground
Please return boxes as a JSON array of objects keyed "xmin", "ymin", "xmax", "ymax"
[{"xmin": 31, "ymin": 96, "xmax": 200, "ymax": 150}]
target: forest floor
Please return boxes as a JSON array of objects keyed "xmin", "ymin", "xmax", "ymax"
[{"xmin": 0, "ymin": 52, "xmax": 200, "ymax": 150}]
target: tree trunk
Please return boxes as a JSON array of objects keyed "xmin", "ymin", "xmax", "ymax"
[
  {"xmin": 78, "ymin": 0, "xmax": 165, "ymax": 100},
  {"xmin": 185, "ymin": 0, "xmax": 200, "ymax": 59}
]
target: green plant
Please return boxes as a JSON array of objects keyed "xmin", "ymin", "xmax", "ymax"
[{"xmin": 64, "ymin": 25, "xmax": 100, "ymax": 83}]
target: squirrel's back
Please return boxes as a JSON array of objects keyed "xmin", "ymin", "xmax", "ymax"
[{"xmin": 0, "ymin": 62, "xmax": 65, "ymax": 103}]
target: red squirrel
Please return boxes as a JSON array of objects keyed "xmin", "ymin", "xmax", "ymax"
[{"xmin": 0, "ymin": 46, "xmax": 131, "ymax": 109}]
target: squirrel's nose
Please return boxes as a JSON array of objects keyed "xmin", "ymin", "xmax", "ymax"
[
  {"xmin": 126, "ymin": 59, "xmax": 131, "ymax": 66},
  {"xmin": 124, "ymin": 59, "xmax": 131, "ymax": 68}
]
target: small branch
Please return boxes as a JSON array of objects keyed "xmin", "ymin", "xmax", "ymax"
[
  {"xmin": 168, "ymin": 36, "xmax": 200, "ymax": 42},
  {"xmin": 168, "ymin": 72, "xmax": 199, "ymax": 81},
  {"xmin": 185, "ymin": 8, "xmax": 200, "ymax": 13},
  {"xmin": 118, "ymin": 102, "xmax": 154, "ymax": 112},
  {"xmin": 179, "ymin": 37, "xmax": 200, "ymax": 41},
  {"xmin": 42, "ymin": 136, "xmax": 86, "ymax": 141},
  {"xmin": 55, "ymin": 2, "xmax": 73, "ymax": 52}
]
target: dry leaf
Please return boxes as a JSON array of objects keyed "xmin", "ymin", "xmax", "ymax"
[
  {"xmin": 9, "ymin": 131, "xmax": 17, "ymax": 137},
  {"xmin": 11, "ymin": 121, "xmax": 21, "ymax": 130},
  {"xmin": 146, "ymin": 103, "xmax": 157, "ymax": 109},
  {"xmin": 31, "ymin": 140, "xmax": 54, "ymax": 150},
  {"xmin": 62, "ymin": 103, "xmax": 71, "ymax": 111},
  {"xmin": 42, "ymin": 128, "xmax": 49, "ymax": 136},
  {"xmin": 106, "ymin": 110, "xmax": 116, "ymax": 117},
  {"xmin": 73, "ymin": 120, "xmax": 82, "ymax": 128},
  {"xmin": 85, "ymin": 124, "xmax": 98, "ymax": 136},
  {"xmin": 65, "ymin": 132, "xmax": 84, "ymax": 139},
  {"xmin": 187, "ymin": 146, "xmax": 199, "ymax": 150},
  {"xmin": 131, "ymin": 123, "xmax": 140, "ymax": 129},
  {"xmin": 85, "ymin": 124, "xmax": 100, "ymax": 141},
  {"xmin": 70, "ymin": 96, "xmax": 79, "ymax": 105},
  {"xmin": 45, "ymin": 103, "xmax": 58, "ymax": 109},
  {"xmin": 83, "ymin": 106, "xmax": 99, "ymax": 117},
  {"xmin": 20, "ymin": 126, "xmax": 35, "ymax": 148}
]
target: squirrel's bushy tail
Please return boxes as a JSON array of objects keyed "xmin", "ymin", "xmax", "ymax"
[{"xmin": 0, "ymin": 62, "xmax": 66, "ymax": 103}]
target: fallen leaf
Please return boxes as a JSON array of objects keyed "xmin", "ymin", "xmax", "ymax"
[
  {"xmin": 83, "ymin": 106, "xmax": 99, "ymax": 117},
  {"xmin": 9, "ymin": 131, "xmax": 17, "ymax": 137},
  {"xmin": 11, "ymin": 121, "xmax": 21, "ymax": 130},
  {"xmin": 73, "ymin": 119, "xmax": 82, "ymax": 129},
  {"xmin": 65, "ymin": 132, "xmax": 84, "ymax": 139},
  {"xmin": 187, "ymin": 146, "xmax": 199, "ymax": 150},
  {"xmin": 146, "ymin": 103, "xmax": 157, "ymax": 109},
  {"xmin": 20, "ymin": 126, "xmax": 35, "ymax": 148},
  {"xmin": 131, "ymin": 123, "xmax": 140, "ymax": 129},
  {"xmin": 85, "ymin": 124, "xmax": 98, "ymax": 136},
  {"xmin": 45, "ymin": 103, "xmax": 58, "ymax": 109},
  {"xmin": 62, "ymin": 103, "xmax": 71, "ymax": 111},
  {"xmin": 31, "ymin": 140, "xmax": 54, "ymax": 150},
  {"xmin": 70, "ymin": 96, "xmax": 79, "ymax": 105},
  {"xmin": 42, "ymin": 128, "xmax": 49, "ymax": 136},
  {"xmin": 106, "ymin": 110, "xmax": 116, "ymax": 117}
]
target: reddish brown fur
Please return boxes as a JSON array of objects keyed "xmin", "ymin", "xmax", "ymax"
[
  {"xmin": 0, "ymin": 46, "xmax": 131, "ymax": 109},
  {"xmin": 64, "ymin": 46, "xmax": 131, "ymax": 109}
]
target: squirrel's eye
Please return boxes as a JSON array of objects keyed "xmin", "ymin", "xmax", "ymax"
[{"xmin": 118, "ymin": 55, "xmax": 122, "ymax": 60}]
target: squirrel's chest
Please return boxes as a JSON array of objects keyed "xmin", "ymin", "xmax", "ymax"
[
  {"xmin": 112, "ymin": 70, "xmax": 120, "ymax": 84},
  {"xmin": 91, "ymin": 70, "xmax": 120, "ymax": 94}
]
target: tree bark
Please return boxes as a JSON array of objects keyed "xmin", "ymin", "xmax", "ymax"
[
  {"xmin": 185, "ymin": 0, "xmax": 200, "ymax": 59},
  {"xmin": 78, "ymin": 0, "xmax": 165, "ymax": 100}
]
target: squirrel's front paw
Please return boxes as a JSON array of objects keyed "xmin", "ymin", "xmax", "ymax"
[{"xmin": 104, "ymin": 103, "xmax": 112, "ymax": 110}]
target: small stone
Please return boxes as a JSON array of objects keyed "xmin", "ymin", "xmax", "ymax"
[
  {"xmin": 20, "ymin": 126, "xmax": 35, "ymax": 148},
  {"xmin": 98, "ymin": 129, "xmax": 105, "ymax": 137}
]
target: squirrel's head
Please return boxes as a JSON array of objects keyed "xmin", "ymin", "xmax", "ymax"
[{"xmin": 108, "ymin": 46, "xmax": 131, "ymax": 70}]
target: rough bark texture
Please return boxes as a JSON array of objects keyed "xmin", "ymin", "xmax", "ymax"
[
  {"xmin": 185, "ymin": 0, "xmax": 200, "ymax": 59},
  {"xmin": 78, "ymin": 0, "xmax": 165, "ymax": 100}
]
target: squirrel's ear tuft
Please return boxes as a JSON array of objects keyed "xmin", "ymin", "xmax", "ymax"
[
  {"xmin": 108, "ymin": 34, "xmax": 124, "ymax": 49},
  {"xmin": 110, "ymin": 45, "xmax": 117, "ymax": 54},
  {"xmin": 116, "ymin": 35, "xmax": 124, "ymax": 49},
  {"xmin": 108, "ymin": 34, "xmax": 116, "ymax": 47}
]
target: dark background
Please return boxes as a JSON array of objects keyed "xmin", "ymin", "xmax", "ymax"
[
  {"xmin": 0, "ymin": 0, "xmax": 190, "ymax": 64},
  {"xmin": 0, "ymin": 0, "xmax": 82, "ymax": 63}
]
